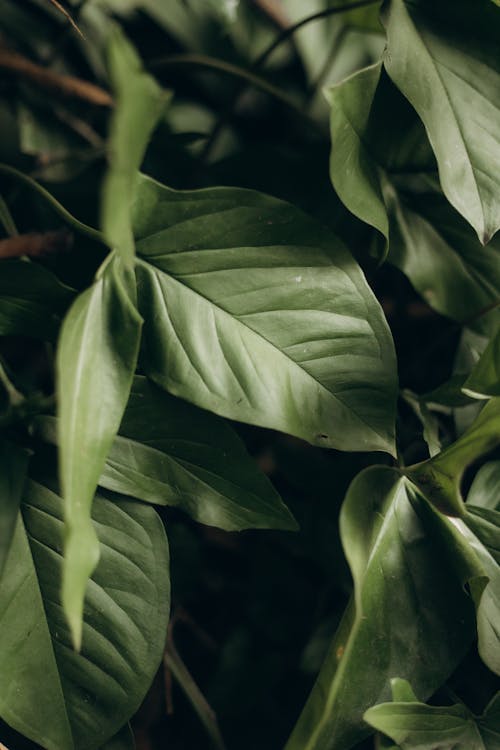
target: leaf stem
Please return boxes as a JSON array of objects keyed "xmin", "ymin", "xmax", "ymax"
[
  {"xmin": 0, "ymin": 195, "xmax": 18, "ymax": 237},
  {"xmin": 0, "ymin": 164, "xmax": 107, "ymax": 246}
]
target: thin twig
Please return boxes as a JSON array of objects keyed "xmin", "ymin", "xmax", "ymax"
[
  {"xmin": 0, "ymin": 230, "xmax": 72, "ymax": 259},
  {"xmin": 0, "ymin": 47, "xmax": 113, "ymax": 106},
  {"xmin": 47, "ymin": 0, "xmax": 84, "ymax": 38}
]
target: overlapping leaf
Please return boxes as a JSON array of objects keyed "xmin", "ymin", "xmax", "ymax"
[
  {"xmin": 326, "ymin": 62, "xmax": 500, "ymax": 334},
  {"xmin": 0, "ymin": 439, "xmax": 29, "ymax": 576},
  {"xmin": 382, "ymin": 0, "xmax": 500, "ymax": 244},
  {"xmin": 464, "ymin": 328, "xmax": 500, "ymax": 398},
  {"xmin": 285, "ymin": 468, "xmax": 476, "ymax": 750},
  {"xmin": 132, "ymin": 173, "xmax": 398, "ymax": 454},
  {"xmin": 365, "ymin": 680, "xmax": 500, "ymax": 750},
  {"xmin": 0, "ymin": 480, "xmax": 169, "ymax": 750},
  {"xmin": 36, "ymin": 376, "xmax": 297, "ymax": 532}
]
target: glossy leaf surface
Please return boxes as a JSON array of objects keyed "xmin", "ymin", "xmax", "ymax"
[
  {"xmin": 37, "ymin": 377, "xmax": 297, "ymax": 532},
  {"xmin": 57, "ymin": 257, "xmax": 142, "ymax": 648},
  {"xmin": 285, "ymin": 468, "xmax": 475, "ymax": 750},
  {"xmin": 382, "ymin": 0, "xmax": 500, "ymax": 243},
  {"xmin": 0, "ymin": 480, "xmax": 169, "ymax": 750},
  {"xmin": 133, "ymin": 174, "xmax": 398, "ymax": 454}
]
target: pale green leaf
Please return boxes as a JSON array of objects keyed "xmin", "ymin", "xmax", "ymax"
[
  {"xmin": 57, "ymin": 256, "xmax": 142, "ymax": 649},
  {"xmin": 382, "ymin": 0, "xmax": 500, "ymax": 243},
  {"xmin": 285, "ymin": 468, "xmax": 475, "ymax": 750},
  {"xmin": 0, "ymin": 480, "xmax": 169, "ymax": 750},
  {"xmin": 133, "ymin": 174, "xmax": 398, "ymax": 454},
  {"xmin": 101, "ymin": 27, "xmax": 170, "ymax": 266},
  {"xmin": 468, "ymin": 462, "xmax": 500, "ymax": 511}
]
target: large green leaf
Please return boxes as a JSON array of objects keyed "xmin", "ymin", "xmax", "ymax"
[
  {"xmin": 101, "ymin": 27, "xmax": 169, "ymax": 267},
  {"xmin": 365, "ymin": 682, "xmax": 500, "ymax": 750},
  {"xmin": 57, "ymin": 256, "xmax": 142, "ymax": 649},
  {"xmin": 36, "ymin": 376, "xmax": 297, "ymax": 532},
  {"xmin": 0, "ymin": 259, "xmax": 74, "ymax": 340},
  {"xmin": 132, "ymin": 174, "xmax": 398, "ymax": 454},
  {"xmin": 0, "ymin": 479, "xmax": 169, "ymax": 750},
  {"xmin": 326, "ymin": 63, "xmax": 500, "ymax": 333},
  {"xmin": 0, "ymin": 439, "xmax": 29, "ymax": 577},
  {"xmin": 382, "ymin": 0, "xmax": 500, "ymax": 244},
  {"xmin": 468, "ymin": 462, "xmax": 500, "ymax": 511},
  {"xmin": 285, "ymin": 467, "xmax": 475, "ymax": 750}
]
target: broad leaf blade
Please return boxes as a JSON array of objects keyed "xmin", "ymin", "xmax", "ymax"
[
  {"xmin": 133, "ymin": 175, "xmax": 398, "ymax": 454},
  {"xmin": 57, "ymin": 257, "xmax": 142, "ymax": 648},
  {"xmin": 0, "ymin": 439, "xmax": 29, "ymax": 577},
  {"xmin": 0, "ymin": 479, "xmax": 169, "ymax": 750},
  {"xmin": 468, "ymin": 462, "xmax": 500, "ymax": 511},
  {"xmin": 101, "ymin": 28, "xmax": 169, "ymax": 266},
  {"xmin": 285, "ymin": 468, "xmax": 475, "ymax": 750},
  {"xmin": 464, "ymin": 328, "xmax": 500, "ymax": 398},
  {"xmin": 382, "ymin": 0, "xmax": 500, "ymax": 243}
]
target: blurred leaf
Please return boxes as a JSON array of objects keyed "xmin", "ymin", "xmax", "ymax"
[
  {"xmin": 36, "ymin": 376, "xmax": 297, "ymax": 532},
  {"xmin": 0, "ymin": 480, "xmax": 169, "ymax": 750},
  {"xmin": 382, "ymin": 0, "xmax": 500, "ymax": 244},
  {"xmin": 0, "ymin": 440, "xmax": 29, "ymax": 578},
  {"xmin": 101, "ymin": 724, "xmax": 135, "ymax": 750},
  {"xmin": 101, "ymin": 27, "xmax": 170, "ymax": 267},
  {"xmin": 401, "ymin": 389, "xmax": 441, "ymax": 457},
  {"xmin": 285, "ymin": 467, "xmax": 475, "ymax": 750},
  {"xmin": 57, "ymin": 256, "xmax": 142, "ymax": 649},
  {"xmin": 133, "ymin": 174, "xmax": 398, "ymax": 454}
]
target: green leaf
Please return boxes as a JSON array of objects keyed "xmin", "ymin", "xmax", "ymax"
[
  {"xmin": 401, "ymin": 389, "xmax": 441, "ymax": 457},
  {"xmin": 101, "ymin": 724, "xmax": 135, "ymax": 750},
  {"xmin": 0, "ymin": 259, "xmax": 74, "ymax": 340},
  {"xmin": 464, "ymin": 328, "xmax": 500, "ymax": 399},
  {"xmin": 133, "ymin": 174, "xmax": 398, "ymax": 454},
  {"xmin": 365, "ymin": 686, "xmax": 500, "ymax": 750},
  {"xmin": 382, "ymin": 0, "xmax": 500, "ymax": 244},
  {"xmin": 0, "ymin": 479, "xmax": 169, "ymax": 750},
  {"xmin": 285, "ymin": 468, "xmax": 475, "ymax": 750},
  {"xmin": 406, "ymin": 399, "xmax": 500, "ymax": 516},
  {"xmin": 36, "ymin": 376, "xmax": 298, "ymax": 532},
  {"xmin": 101, "ymin": 27, "xmax": 170, "ymax": 266},
  {"xmin": 57, "ymin": 256, "xmax": 142, "ymax": 649},
  {"xmin": 468, "ymin": 462, "xmax": 500, "ymax": 511},
  {"xmin": 0, "ymin": 439, "xmax": 29, "ymax": 577}
]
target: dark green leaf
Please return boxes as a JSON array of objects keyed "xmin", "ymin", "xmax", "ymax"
[
  {"xmin": 0, "ymin": 479, "xmax": 169, "ymax": 750},
  {"xmin": 0, "ymin": 439, "xmax": 29, "ymax": 577},
  {"xmin": 382, "ymin": 0, "xmax": 500, "ymax": 243},
  {"xmin": 133, "ymin": 174, "xmax": 398, "ymax": 454},
  {"xmin": 464, "ymin": 328, "xmax": 500, "ymax": 398},
  {"xmin": 285, "ymin": 468, "xmax": 475, "ymax": 750},
  {"xmin": 36, "ymin": 376, "xmax": 298, "ymax": 532},
  {"xmin": 57, "ymin": 256, "xmax": 142, "ymax": 649}
]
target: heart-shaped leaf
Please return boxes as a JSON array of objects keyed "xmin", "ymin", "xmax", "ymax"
[
  {"xmin": 133, "ymin": 174, "xmax": 398, "ymax": 454},
  {"xmin": 0, "ymin": 479, "xmax": 169, "ymax": 750}
]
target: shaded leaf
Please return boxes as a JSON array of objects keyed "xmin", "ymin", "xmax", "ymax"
[
  {"xmin": 0, "ymin": 259, "xmax": 74, "ymax": 340},
  {"xmin": 36, "ymin": 376, "xmax": 298, "ymax": 532},
  {"xmin": 57, "ymin": 256, "xmax": 142, "ymax": 649},
  {"xmin": 133, "ymin": 174, "xmax": 398, "ymax": 454},
  {"xmin": 0, "ymin": 439, "xmax": 29, "ymax": 577},
  {"xmin": 285, "ymin": 468, "xmax": 475, "ymax": 750},
  {"xmin": 468, "ymin": 462, "xmax": 500, "ymax": 511},
  {"xmin": 0, "ymin": 479, "xmax": 169, "ymax": 750},
  {"xmin": 382, "ymin": 0, "xmax": 500, "ymax": 243},
  {"xmin": 464, "ymin": 327, "xmax": 500, "ymax": 398}
]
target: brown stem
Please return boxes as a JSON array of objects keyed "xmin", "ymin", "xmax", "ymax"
[
  {"xmin": 0, "ymin": 47, "xmax": 113, "ymax": 107},
  {"xmin": 0, "ymin": 230, "xmax": 72, "ymax": 259},
  {"xmin": 47, "ymin": 0, "xmax": 84, "ymax": 38}
]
